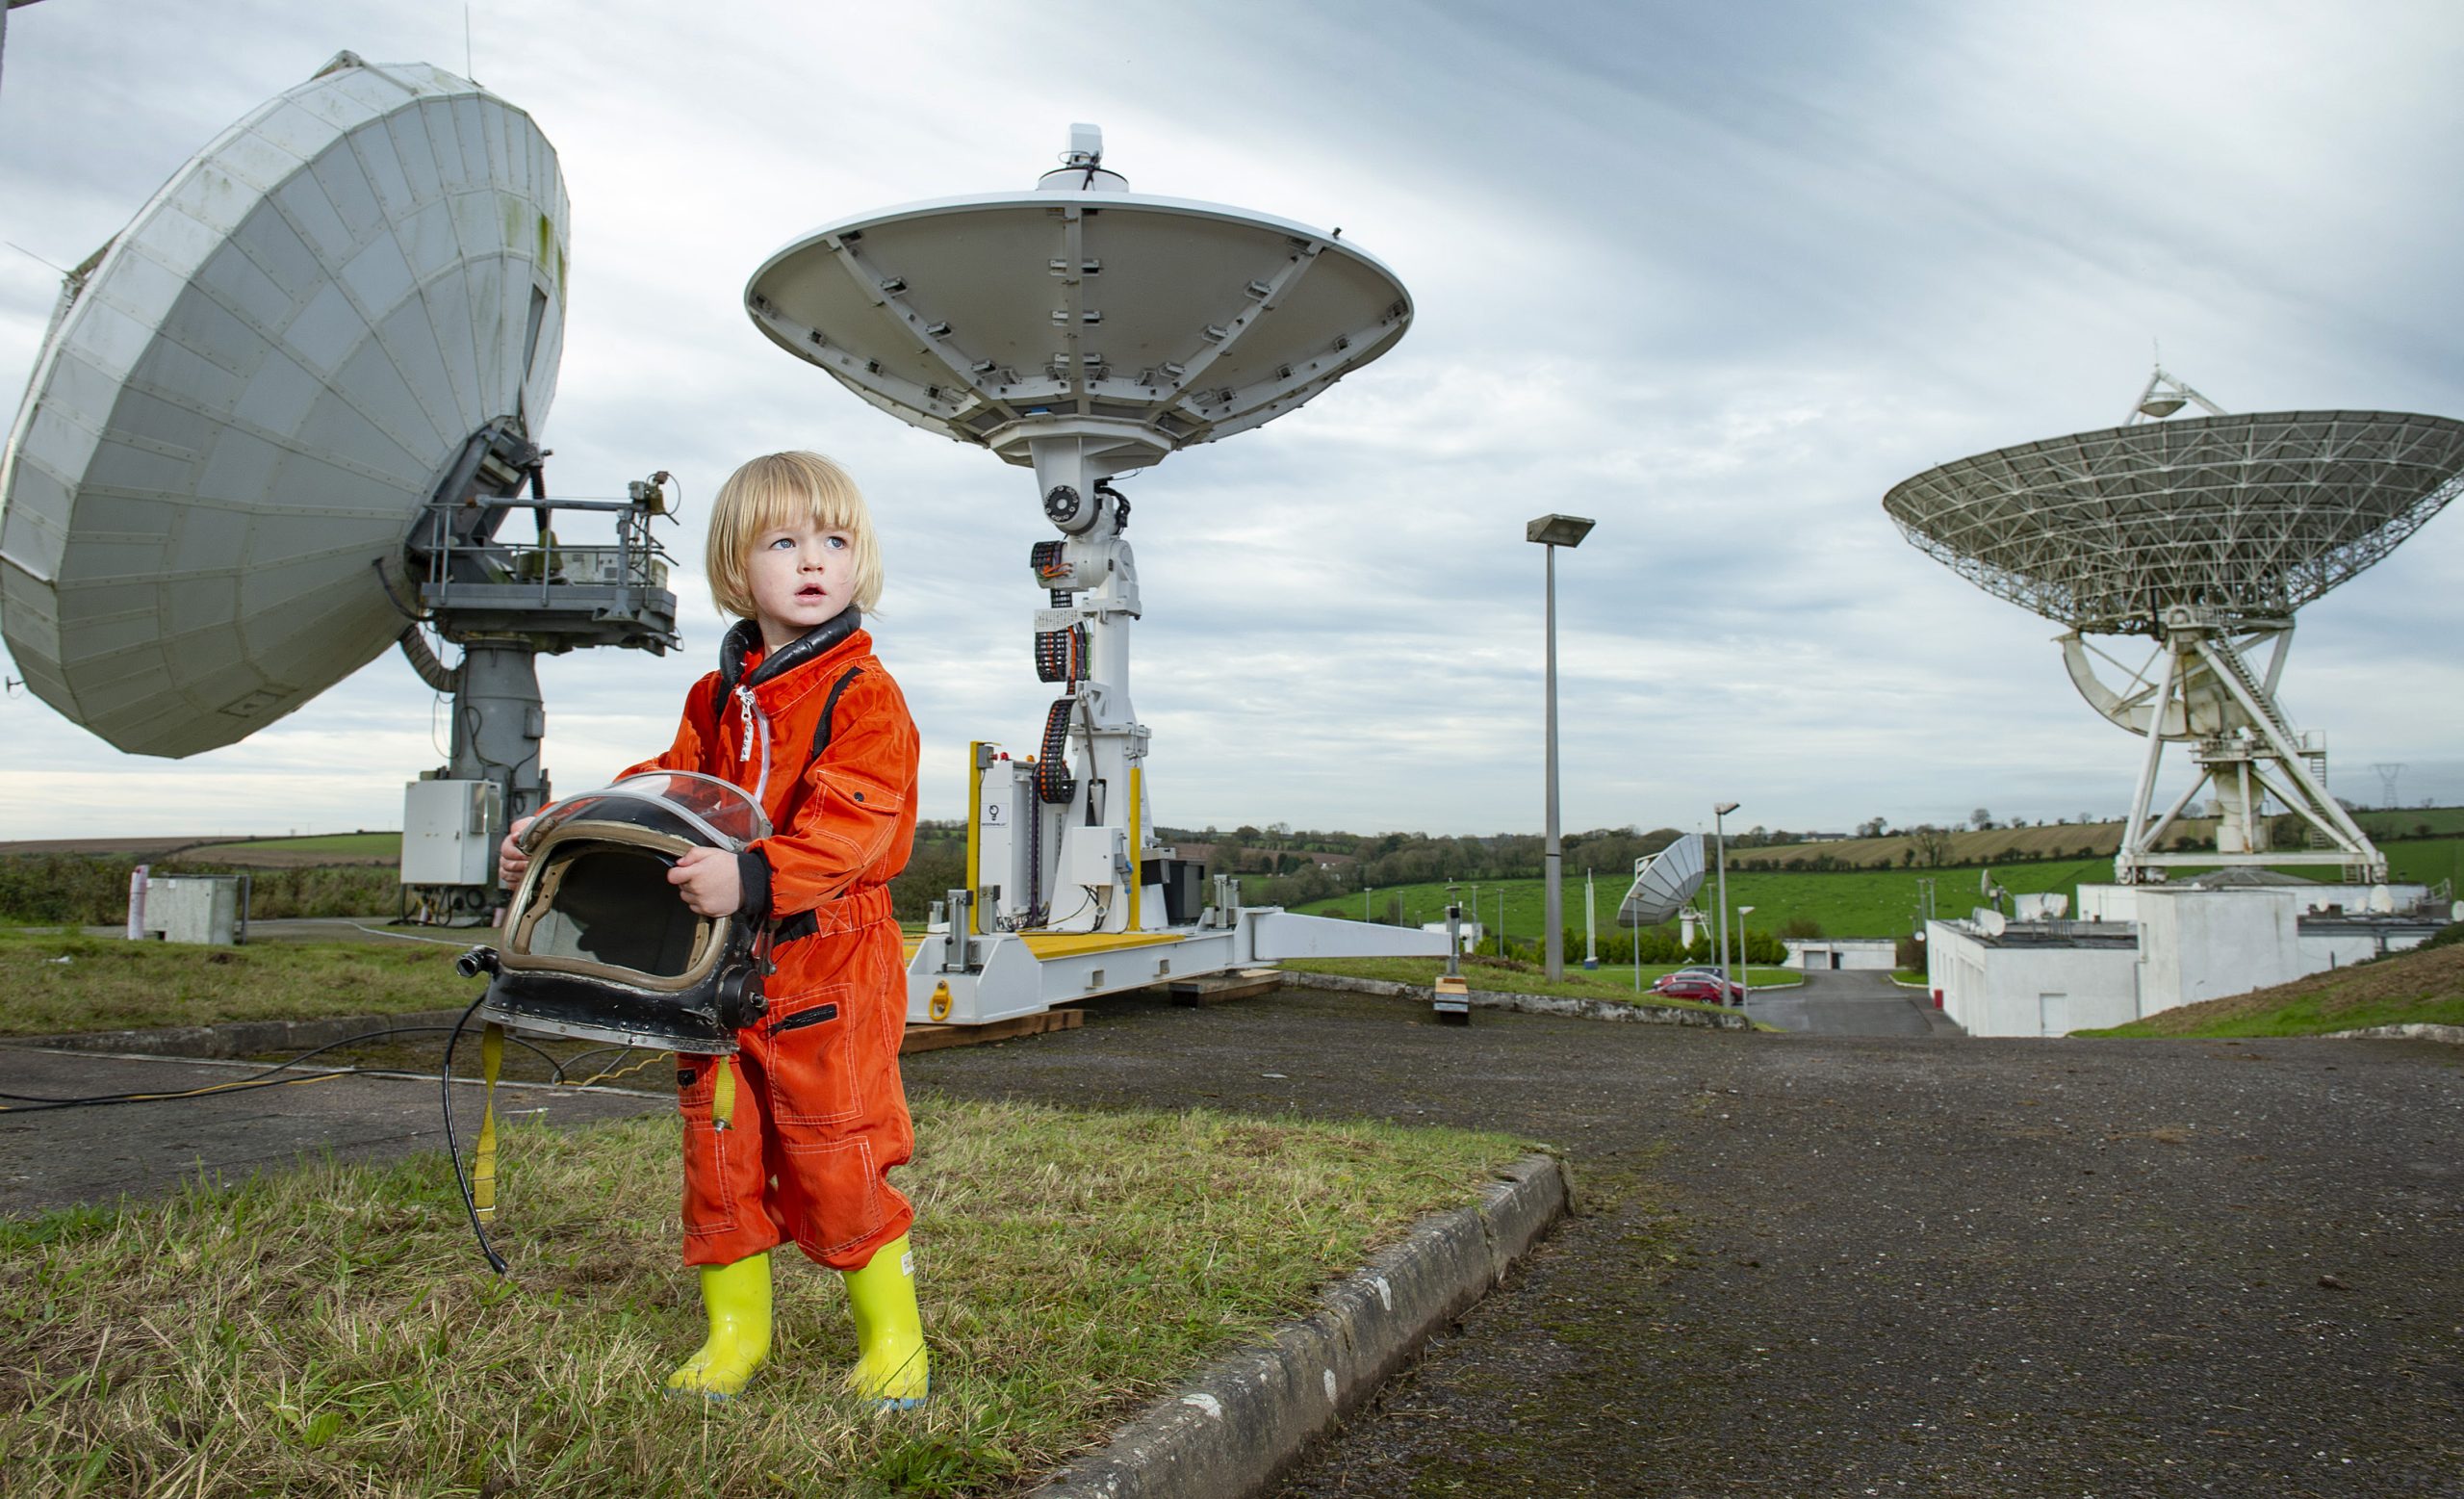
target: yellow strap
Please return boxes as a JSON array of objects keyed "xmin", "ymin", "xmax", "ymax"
[
  {"xmin": 711, "ymin": 1055, "xmax": 737, "ymax": 1131},
  {"xmin": 473, "ymin": 1022, "xmax": 503, "ymax": 1222}
]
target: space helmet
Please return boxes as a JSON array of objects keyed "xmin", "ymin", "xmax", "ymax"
[{"xmin": 471, "ymin": 771, "xmax": 774, "ymax": 1054}]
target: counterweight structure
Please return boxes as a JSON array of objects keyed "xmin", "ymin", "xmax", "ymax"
[
  {"xmin": 1885, "ymin": 372, "xmax": 2464, "ymax": 884},
  {"xmin": 746, "ymin": 126, "xmax": 1445, "ymax": 1022}
]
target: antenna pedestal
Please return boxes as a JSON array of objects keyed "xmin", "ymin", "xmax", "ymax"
[
  {"xmin": 2066, "ymin": 608, "xmax": 2385, "ymax": 885},
  {"xmin": 1014, "ymin": 472, "xmax": 1150, "ymax": 934}
]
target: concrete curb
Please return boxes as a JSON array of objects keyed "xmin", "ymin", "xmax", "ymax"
[
  {"xmin": 1032, "ymin": 1152, "xmax": 1570, "ymax": 1499},
  {"xmin": 4, "ymin": 1009, "xmax": 470, "ymax": 1060},
  {"xmin": 1279, "ymin": 970, "xmax": 1754, "ymax": 1031}
]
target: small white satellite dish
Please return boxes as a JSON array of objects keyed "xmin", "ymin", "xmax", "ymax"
[
  {"xmin": 1975, "ymin": 907, "xmax": 2008, "ymax": 937},
  {"xmin": 1, "ymin": 53, "xmax": 571, "ymax": 756},
  {"xmin": 1618, "ymin": 833, "xmax": 1707, "ymax": 928}
]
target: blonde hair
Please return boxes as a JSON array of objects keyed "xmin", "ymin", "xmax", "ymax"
[{"xmin": 705, "ymin": 451, "xmax": 885, "ymax": 619}]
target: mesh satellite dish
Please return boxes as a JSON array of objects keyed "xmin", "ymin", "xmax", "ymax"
[
  {"xmin": 1884, "ymin": 367, "xmax": 2464, "ymax": 885},
  {"xmin": 1, "ymin": 54, "xmax": 680, "ymax": 919},
  {"xmin": 746, "ymin": 125, "xmax": 1412, "ymax": 959},
  {"xmin": 1617, "ymin": 833, "xmax": 1707, "ymax": 928}
]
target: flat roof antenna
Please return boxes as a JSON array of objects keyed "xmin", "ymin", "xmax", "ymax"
[
  {"xmin": 0, "ymin": 55, "xmax": 681, "ymax": 921},
  {"xmin": 1884, "ymin": 370, "xmax": 2464, "ymax": 888}
]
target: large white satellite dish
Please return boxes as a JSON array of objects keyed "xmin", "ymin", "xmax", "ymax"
[
  {"xmin": 1618, "ymin": 833, "xmax": 1707, "ymax": 928},
  {"xmin": 1886, "ymin": 367, "xmax": 2464, "ymax": 885},
  {"xmin": 1, "ymin": 52, "xmax": 572, "ymax": 755},
  {"xmin": 3, "ymin": 54, "xmax": 679, "ymax": 920}
]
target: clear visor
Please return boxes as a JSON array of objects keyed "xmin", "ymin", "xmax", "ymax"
[{"xmin": 525, "ymin": 771, "xmax": 773, "ymax": 852}]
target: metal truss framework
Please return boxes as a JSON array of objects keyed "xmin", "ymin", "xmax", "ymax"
[
  {"xmin": 1884, "ymin": 410, "xmax": 2464, "ymax": 636},
  {"xmin": 2070, "ymin": 611, "xmax": 2384, "ymax": 885}
]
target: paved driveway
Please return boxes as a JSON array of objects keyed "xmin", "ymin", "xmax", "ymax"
[
  {"xmin": 905, "ymin": 985, "xmax": 2464, "ymax": 1497},
  {"xmin": 0, "ymin": 1047, "xmax": 660, "ymax": 1215},
  {"xmin": 1750, "ymin": 966, "xmax": 1956, "ymax": 1037}
]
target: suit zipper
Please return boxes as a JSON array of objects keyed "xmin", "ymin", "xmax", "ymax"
[{"xmin": 735, "ymin": 685, "xmax": 771, "ymax": 807}]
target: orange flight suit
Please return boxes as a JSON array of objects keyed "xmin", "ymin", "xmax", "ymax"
[{"xmin": 622, "ymin": 618, "xmax": 919, "ymax": 1270}]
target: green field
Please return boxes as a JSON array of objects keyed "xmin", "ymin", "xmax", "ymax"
[
  {"xmin": 1284, "ymin": 839, "xmax": 2464, "ymax": 943},
  {"xmin": 187, "ymin": 831, "xmax": 403, "ymax": 860},
  {"xmin": 1732, "ymin": 809, "xmax": 2464, "ymax": 874}
]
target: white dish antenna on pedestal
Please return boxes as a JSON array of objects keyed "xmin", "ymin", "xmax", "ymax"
[
  {"xmin": 748, "ymin": 126, "xmax": 1444, "ymax": 1016},
  {"xmin": 1, "ymin": 53, "xmax": 571, "ymax": 755},
  {"xmin": 3, "ymin": 54, "xmax": 680, "ymax": 921},
  {"xmin": 1618, "ymin": 833, "xmax": 1707, "ymax": 928}
]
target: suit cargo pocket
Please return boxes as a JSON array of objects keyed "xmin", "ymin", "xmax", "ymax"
[{"xmin": 767, "ymin": 985, "xmax": 861, "ymax": 1127}]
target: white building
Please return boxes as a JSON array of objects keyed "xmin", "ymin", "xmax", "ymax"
[
  {"xmin": 1783, "ymin": 937, "xmax": 1898, "ymax": 971},
  {"xmin": 1926, "ymin": 871, "xmax": 2450, "ymax": 1038}
]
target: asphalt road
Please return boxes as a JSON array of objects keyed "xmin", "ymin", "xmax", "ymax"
[
  {"xmin": 9, "ymin": 980, "xmax": 2458, "ymax": 1494},
  {"xmin": 0, "ymin": 1047, "xmax": 660, "ymax": 1215},
  {"xmin": 904, "ymin": 985, "xmax": 2464, "ymax": 1497},
  {"xmin": 1749, "ymin": 967, "xmax": 1958, "ymax": 1037}
]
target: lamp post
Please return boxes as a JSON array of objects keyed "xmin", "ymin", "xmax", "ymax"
[
  {"xmin": 1527, "ymin": 512, "xmax": 1596, "ymax": 983},
  {"xmin": 1714, "ymin": 800, "xmax": 1740, "ymax": 1006},
  {"xmin": 1735, "ymin": 904, "xmax": 1755, "ymax": 1003}
]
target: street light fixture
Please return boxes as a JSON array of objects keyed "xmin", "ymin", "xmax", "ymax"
[
  {"xmin": 1713, "ymin": 800, "xmax": 1740, "ymax": 1006},
  {"xmin": 1527, "ymin": 511, "xmax": 1596, "ymax": 982}
]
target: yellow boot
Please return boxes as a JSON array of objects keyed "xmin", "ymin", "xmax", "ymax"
[
  {"xmin": 664, "ymin": 1252, "xmax": 772, "ymax": 1399},
  {"xmin": 842, "ymin": 1233, "xmax": 929, "ymax": 1409}
]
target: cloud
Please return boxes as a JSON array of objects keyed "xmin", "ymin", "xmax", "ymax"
[{"xmin": 3, "ymin": 0, "xmax": 2460, "ymax": 843}]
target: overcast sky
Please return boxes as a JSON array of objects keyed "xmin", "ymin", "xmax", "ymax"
[{"xmin": 4, "ymin": 0, "xmax": 2460, "ymax": 843}]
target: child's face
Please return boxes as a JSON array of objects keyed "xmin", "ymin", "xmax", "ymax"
[{"xmin": 746, "ymin": 517, "xmax": 858, "ymax": 649}]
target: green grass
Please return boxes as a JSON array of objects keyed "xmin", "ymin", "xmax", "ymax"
[
  {"xmin": 1296, "ymin": 840, "xmax": 2464, "ymax": 944},
  {"xmin": 186, "ymin": 832, "xmax": 404, "ymax": 859},
  {"xmin": 1290, "ymin": 871, "xmax": 2028, "ymax": 944},
  {"xmin": 0, "ymin": 929, "xmax": 475, "ymax": 1037},
  {"xmin": 2083, "ymin": 993, "xmax": 2464, "ymax": 1039},
  {"xmin": 0, "ymin": 1094, "xmax": 1527, "ymax": 1497},
  {"xmin": 2078, "ymin": 939, "xmax": 2464, "ymax": 1039}
]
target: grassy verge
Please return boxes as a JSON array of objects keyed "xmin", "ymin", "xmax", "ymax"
[
  {"xmin": 2078, "ymin": 942, "xmax": 2464, "ymax": 1039},
  {"xmin": 0, "ymin": 929, "xmax": 475, "ymax": 1037},
  {"xmin": 0, "ymin": 1093, "xmax": 1527, "ymax": 1497},
  {"xmin": 1278, "ymin": 956, "xmax": 1786, "ymax": 1011},
  {"xmin": 1892, "ymin": 969, "xmax": 1928, "ymax": 986}
]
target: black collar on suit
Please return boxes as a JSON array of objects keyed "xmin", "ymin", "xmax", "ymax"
[{"xmin": 714, "ymin": 607, "xmax": 861, "ymax": 707}]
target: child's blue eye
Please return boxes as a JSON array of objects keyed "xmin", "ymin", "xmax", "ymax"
[
  {"xmin": 766, "ymin": 536, "xmax": 796, "ymax": 550},
  {"xmin": 825, "ymin": 535, "xmax": 849, "ymax": 551}
]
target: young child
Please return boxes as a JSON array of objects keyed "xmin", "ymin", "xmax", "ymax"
[{"xmin": 501, "ymin": 451, "xmax": 927, "ymax": 1404}]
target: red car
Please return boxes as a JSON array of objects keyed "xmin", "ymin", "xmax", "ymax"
[
  {"xmin": 1651, "ymin": 973, "xmax": 1745, "ymax": 1007},
  {"xmin": 1666, "ymin": 967, "xmax": 1750, "ymax": 1004}
]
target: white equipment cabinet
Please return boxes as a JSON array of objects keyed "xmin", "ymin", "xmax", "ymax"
[
  {"xmin": 402, "ymin": 777, "xmax": 503, "ymax": 888},
  {"xmin": 139, "ymin": 875, "xmax": 246, "ymax": 945}
]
